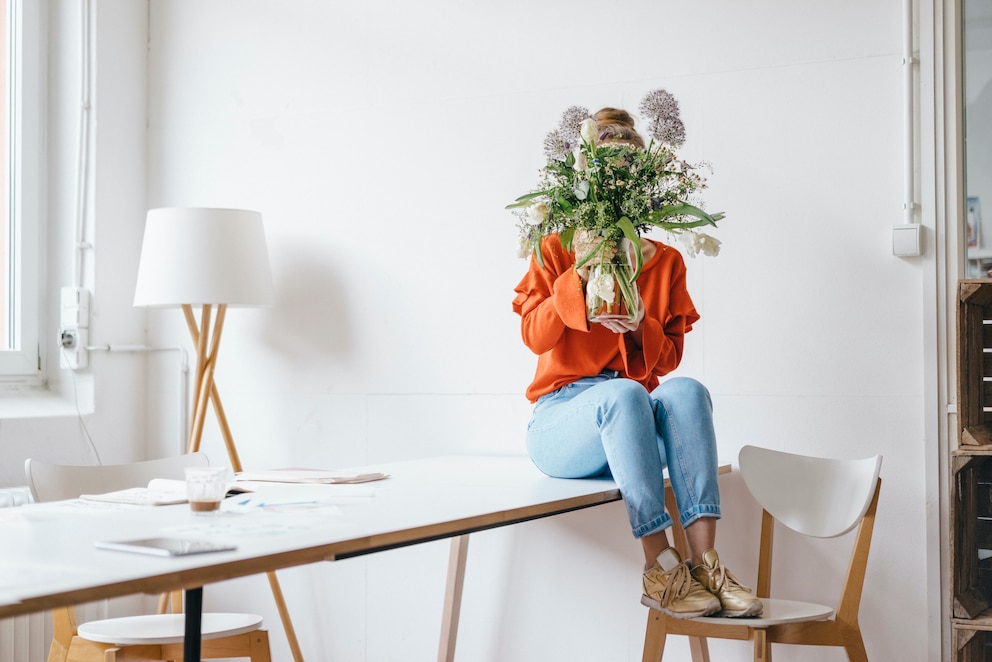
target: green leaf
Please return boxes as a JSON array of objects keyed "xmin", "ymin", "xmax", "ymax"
[
  {"xmin": 560, "ymin": 227, "xmax": 575, "ymax": 252},
  {"xmin": 644, "ymin": 203, "xmax": 725, "ymax": 228},
  {"xmin": 565, "ymin": 152, "xmax": 576, "ymax": 168},
  {"xmin": 556, "ymin": 191, "xmax": 574, "ymax": 214},
  {"xmin": 616, "ymin": 216, "xmax": 644, "ymax": 281},
  {"xmin": 505, "ymin": 191, "xmax": 548, "ymax": 209},
  {"xmin": 534, "ymin": 241, "xmax": 545, "ymax": 269},
  {"xmin": 574, "ymin": 237, "xmax": 610, "ymax": 269},
  {"xmin": 615, "ymin": 266, "xmax": 639, "ymax": 317}
]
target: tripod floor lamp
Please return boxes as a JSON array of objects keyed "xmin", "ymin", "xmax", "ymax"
[{"xmin": 134, "ymin": 207, "xmax": 303, "ymax": 661}]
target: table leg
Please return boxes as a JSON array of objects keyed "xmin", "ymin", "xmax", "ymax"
[
  {"xmin": 663, "ymin": 483, "xmax": 709, "ymax": 662},
  {"xmin": 438, "ymin": 534, "xmax": 470, "ymax": 662},
  {"xmin": 184, "ymin": 586, "xmax": 203, "ymax": 662}
]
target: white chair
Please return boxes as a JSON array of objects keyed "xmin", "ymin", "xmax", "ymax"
[
  {"xmin": 642, "ymin": 444, "xmax": 883, "ymax": 662},
  {"xmin": 25, "ymin": 453, "xmax": 271, "ymax": 662}
]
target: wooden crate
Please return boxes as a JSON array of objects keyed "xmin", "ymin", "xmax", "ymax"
[
  {"xmin": 958, "ymin": 280, "xmax": 992, "ymax": 446},
  {"xmin": 954, "ymin": 625, "xmax": 992, "ymax": 662},
  {"xmin": 956, "ymin": 455, "xmax": 992, "ymax": 618}
]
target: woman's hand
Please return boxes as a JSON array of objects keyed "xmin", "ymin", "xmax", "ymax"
[
  {"xmin": 572, "ymin": 229, "xmax": 616, "ymax": 282},
  {"xmin": 599, "ymin": 292, "xmax": 645, "ymax": 335}
]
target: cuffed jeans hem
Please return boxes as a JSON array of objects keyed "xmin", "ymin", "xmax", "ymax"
[
  {"xmin": 632, "ymin": 513, "xmax": 673, "ymax": 539},
  {"xmin": 680, "ymin": 505, "xmax": 721, "ymax": 529}
]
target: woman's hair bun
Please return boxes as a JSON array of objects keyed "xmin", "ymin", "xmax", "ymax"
[{"xmin": 593, "ymin": 107, "xmax": 645, "ymax": 148}]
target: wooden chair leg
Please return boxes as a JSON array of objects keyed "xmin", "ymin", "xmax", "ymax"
[
  {"xmin": 103, "ymin": 644, "xmax": 162, "ymax": 661},
  {"xmin": 250, "ymin": 629, "xmax": 272, "ymax": 662},
  {"xmin": 688, "ymin": 636, "xmax": 711, "ymax": 662},
  {"xmin": 642, "ymin": 610, "xmax": 668, "ymax": 662},
  {"xmin": 48, "ymin": 607, "xmax": 77, "ymax": 662},
  {"xmin": 844, "ymin": 635, "xmax": 869, "ymax": 662},
  {"xmin": 753, "ymin": 629, "xmax": 769, "ymax": 662}
]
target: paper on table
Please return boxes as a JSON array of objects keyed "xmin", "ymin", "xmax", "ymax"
[
  {"xmin": 234, "ymin": 469, "xmax": 389, "ymax": 485},
  {"xmin": 80, "ymin": 478, "xmax": 251, "ymax": 506}
]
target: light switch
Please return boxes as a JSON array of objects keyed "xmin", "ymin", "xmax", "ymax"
[{"xmin": 892, "ymin": 224, "xmax": 922, "ymax": 257}]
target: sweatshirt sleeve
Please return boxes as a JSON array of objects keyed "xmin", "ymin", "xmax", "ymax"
[
  {"xmin": 619, "ymin": 246, "xmax": 699, "ymax": 380},
  {"xmin": 512, "ymin": 237, "xmax": 590, "ymax": 354}
]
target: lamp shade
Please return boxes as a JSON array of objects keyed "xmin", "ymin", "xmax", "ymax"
[{"xmin": 134, "ymin": 207, "xmax": 275, "ymax": 307}]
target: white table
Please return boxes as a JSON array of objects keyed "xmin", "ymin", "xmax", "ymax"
[{"xmin": 0, "ymin": 455, "xmax": 623, "ymax": 661}]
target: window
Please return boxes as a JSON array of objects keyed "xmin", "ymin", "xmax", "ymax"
[{"xmin": 0, "ymin": 0, "xmax": 41, "ymax": 380}]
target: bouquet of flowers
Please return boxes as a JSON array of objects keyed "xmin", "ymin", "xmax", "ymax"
[{"xmin": 507, "ymin": 90, "xmax": 724, "ymax": 321}]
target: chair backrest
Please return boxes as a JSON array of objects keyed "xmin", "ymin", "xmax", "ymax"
[
  {"xmin": 738, "ymin": 445, "xmax": 882, "ymax": 538},
  {"xmin": 24, "ymin": 453, "xmax": 211, "ymax": 503}
]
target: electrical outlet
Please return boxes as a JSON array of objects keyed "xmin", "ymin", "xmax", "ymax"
[{"xmin": 59, "ymin": 287, "xmax": 89, "ymax": 369}]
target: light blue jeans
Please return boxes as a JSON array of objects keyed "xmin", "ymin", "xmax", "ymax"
[{"xmin": 526, "ymin": 374, "xmax": 721, "ymax": 538}]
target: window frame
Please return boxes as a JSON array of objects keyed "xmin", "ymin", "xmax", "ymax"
[{"xmin": 0, "ymin": 0, "xmax": 43, "ymax": 382}]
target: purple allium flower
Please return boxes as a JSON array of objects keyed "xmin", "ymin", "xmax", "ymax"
[
  {"xmin": 639, "ymin": 89, "xmax": 686, "ymax": 147},
  {"xmin": 558, "ymin": 105, "xmax": 592, "ymax": 148},
  {"xmin": 543, "ymin": 130, "xmax": 570, "ymax": 161}
]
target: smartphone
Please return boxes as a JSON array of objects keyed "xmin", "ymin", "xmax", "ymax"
[{"xmin": 94, "ymin": 537, "xmax": 237, "ymax": 557}]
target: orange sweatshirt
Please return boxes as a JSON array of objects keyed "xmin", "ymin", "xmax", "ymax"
[{"xmin": 512, "ymin": 235, "xmax": 700, "ymax": 403}]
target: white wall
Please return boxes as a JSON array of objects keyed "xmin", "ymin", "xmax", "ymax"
[
  {"xmin": 0, "ymin": 0, "xmax": 148, "ymax": 476},
  {"xmin": 0, "ymin": 0, "xmax": 937, "ymax": 660}
]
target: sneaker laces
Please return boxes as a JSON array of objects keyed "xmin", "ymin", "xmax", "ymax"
[
  {"xmin": 710, "ymin": 562, "xmax": 752, "ymax": 594},
  {"xmin": 648, "ymin": 562, "xmax": 695, "ymax": 607}
]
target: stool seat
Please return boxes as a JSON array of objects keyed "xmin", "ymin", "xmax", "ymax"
[{"xmin": 78, "ymin": 612, "xmax": 263, "ymax": 645}]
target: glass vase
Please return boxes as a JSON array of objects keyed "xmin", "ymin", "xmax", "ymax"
[{"xmin": 585, "ymin": 238, "xmax": 639, "ymax": 324}]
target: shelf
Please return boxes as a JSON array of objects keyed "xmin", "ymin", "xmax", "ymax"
[
  {"xmin": 954, "ymin": 612, "xmax": 992, "ymax": 661},
  {"xmin": 955, "ymin": 281, "xmax": 992, "ymax": 633},
  {"xmin": 955, "ymin": 610, "xmax": 992, "ymax": 631},
  {"xmin": 958, "ymin": 280, "xmax": 992, "ymax": 448}
]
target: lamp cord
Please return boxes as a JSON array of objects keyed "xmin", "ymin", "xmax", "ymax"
[
  {"xmin": 65, "ymin": 345, "xmax": 190, "ymax": 464},
  {"xmin": 60, "ymin": 344, "xmax": 101, "ymax": 465}
]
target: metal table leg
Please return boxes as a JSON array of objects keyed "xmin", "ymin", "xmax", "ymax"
[{"xmin": 184, "ymin": 586, "xmax": 203, "ymax": 662}]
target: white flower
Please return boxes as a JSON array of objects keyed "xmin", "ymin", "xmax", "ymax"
[
  {"xmin": 678, "ymin": 231, "xmax": 722, "ymax": 258},
  {"xmin": 678, "ymin": 232, "xmax": 701, "ymax": 257},
  {"xmin": 580, "ymin": 118, "xmax": 598, "ymax": 144},
  {"xmin": 516, "ymin": 238, "xmax": 532, "ymax": 259},
  {"xmin": 574, "ymin": 151, "xmax": 588, "ymax": 172},
  {"xmin": 573, "ymin": 179, "xmax": 590, "ymax": 201},
  {"xmin": 526, "ymin": 202, "xmax": 549, "ymax": 225},
  {"xmin": 587, "ymin": 271, "xmax": 616, "ymax": 303},
  {"xmin": 697, "ymin": 233, "xmax": 721, "ymax": 257}
]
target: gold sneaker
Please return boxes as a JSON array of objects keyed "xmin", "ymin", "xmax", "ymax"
[
  {"xmin": 690, "ymin": 548, "xmax": 763, "ymax": 617},
  {"xmin": 641, "ymin": 547, "xmax": 721, "ymax": 619}
]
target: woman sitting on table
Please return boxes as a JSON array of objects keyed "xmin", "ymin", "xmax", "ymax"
[{"xmin": 512, "ymin": 106, "xmax": 761, "ymax": 619}]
